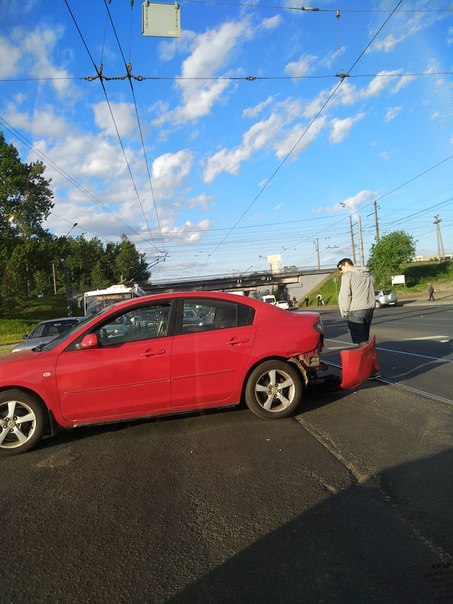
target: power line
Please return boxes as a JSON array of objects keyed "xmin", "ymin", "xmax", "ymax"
[
  {"xmin": 102, "ymin": 0, "xmax": 166, "ymax": 253},
  {"xmin": 65, "ymin": 0, "xmax": 165, "ymax": 259},
  {"xmin": 199, "ymin": 0, "xmax": 404, "ymax": 272},
  {"xmin": 179, "ymin": 0, "xmax": 453, "ymax": 13},
  {"xmin": 2, "ymin": 70, "xmax": 452, "ymax": 84}
]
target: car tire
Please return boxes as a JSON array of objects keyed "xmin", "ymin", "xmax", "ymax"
[
  {"xmin": 375, "ymin": 300, "xmax": 381, "ymax": 308},
  {"xmin": 0, "ymin": 390, "xmax": 47, "ymax": 455},
  {"xmin": 245, "ymin": 360, "xmax": 303, "ymax": 419}
]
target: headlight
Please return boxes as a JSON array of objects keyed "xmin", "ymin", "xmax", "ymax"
[{"xmin": 313, "ymin": 319, "xmax": 324, "ymax": 334}]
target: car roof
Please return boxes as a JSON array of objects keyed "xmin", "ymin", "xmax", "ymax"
[
  {"xmin": 96, "ymin": 291, "xmax": 281, "ymax": 317},
  {"xmin": 38, "ymin": 317, "xmax": 84, "ymax": 324}
]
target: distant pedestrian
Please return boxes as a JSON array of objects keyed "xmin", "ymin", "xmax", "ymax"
[
  {"xmin": 428, "ymin": 283, "xmax": 435, "ymax": 301},
  {"xmin": 337, "ymin": 257, "xmax": 375, "ymax": 348},
  {"xmin": 292, "ymin": 296, "xmax": 297, "ymax": 306},
  {"xmin": 316, "ymin": 293, "xmax": 324, "ymax": 306},
  {"xmin": 304, "ymin": 296, "xmax": 309, "ymax": 307}
]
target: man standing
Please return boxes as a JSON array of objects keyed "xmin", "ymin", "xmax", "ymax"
[
  {"xmin": 337, "ymin": 258, "xmax": 375, "ymax": 348},
  {"xmin": 428, "ymin": 283, "xmax": 435, "ymax": 301}
]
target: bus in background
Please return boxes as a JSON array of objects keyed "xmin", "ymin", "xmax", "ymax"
[{"xmin": 83, "ymin": 283, "xmax": 146, "ymax": 316}]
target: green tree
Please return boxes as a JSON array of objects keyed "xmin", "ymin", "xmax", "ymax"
[
  {"xmin": 368, "ymin": 231, "xmax": 416, "ymax": 287},
  {"xmin": 0, "ymin": 131, "xmax": 54, "ymax": 309},
  {"xmin": 114, "ymin": 235, "xmax": 150, "ymax": 283},
  {"xmin": 0, "ymin": 131, "xmax": 53, "ymax": 238}
]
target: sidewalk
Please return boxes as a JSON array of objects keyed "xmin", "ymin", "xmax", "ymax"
[
  {"xmin": 397, "ymin": 288, "xmax": 453, "ymax": 306},
  {"xmin": 302, "ymin": 288, "xmax": 453, "ymax": 310}
]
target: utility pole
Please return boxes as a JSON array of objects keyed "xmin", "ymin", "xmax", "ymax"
[
  {"xmin": 52, "ymin": 262, "xmax": 57, "ymax": 295},
  {"xmin": 433, "ymin": 215, "xmax": 445, "ymax": 262},
  {"xmin": 357, "ymin": 214, "xmax": 365, "ymax": 267},
  {"xmin": 374, "ymin": 198, "xmax": 379, "ymax": 241}
]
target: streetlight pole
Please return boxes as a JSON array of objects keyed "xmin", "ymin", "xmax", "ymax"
[
  {"xmin": 65, "ymin": 222, "xmax": 78, "ymax": 237},
  {"xmin": 313, "ymin": 239, "xmax": 320, "ymax": 270},
  {"xmin": 348, "ymin": 215, "xmax": 357, "ymax": 265}
]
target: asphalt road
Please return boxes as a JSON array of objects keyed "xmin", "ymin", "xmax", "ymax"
[
  {"xmin": 320, "ymin": 300, "xmax": 453, "ymax": 403},
  {"xmin": 1, "ymin": 302, "xmax": 453, "ymax": 603}
]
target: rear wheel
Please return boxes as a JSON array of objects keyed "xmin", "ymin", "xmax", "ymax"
[
  {"xmin": 245, "ymin": 360, "xmax": 303, "ymax": 419},
  {"xmin": 0, "ymin": 390, "xmax": 47, "ymax": 455}
]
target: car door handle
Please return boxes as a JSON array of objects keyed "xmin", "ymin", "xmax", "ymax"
[
  {"xmin": 227, "ymin": 338, "xmax": 249, "ymax": 345},
  {"xmin": 140, "ymin": 349, "xmax": 166, "ymax": 357}
]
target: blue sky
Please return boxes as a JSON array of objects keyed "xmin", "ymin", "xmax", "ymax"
[{"xmin": 1, "ymin": 0, "xmax": 452, "ymax": 281}]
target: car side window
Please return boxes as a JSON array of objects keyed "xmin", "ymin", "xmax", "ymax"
[
  {"xmin": 180, "ymin": 299, "xmax": 254, "ymax": 334},
  {"xmin": 96, "ymin": 303, "xmax": 171, "ymax": 346}
]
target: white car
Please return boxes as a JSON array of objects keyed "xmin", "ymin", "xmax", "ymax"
[
  {"xmin": 375, "ymin": 289, "xmax": 398, "ymax": 308},
  {"xmin": 262, "ymin": 295, "xmax": 290, "ymax": 310}
]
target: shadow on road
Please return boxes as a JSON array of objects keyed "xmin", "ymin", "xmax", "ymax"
[{"xmin": 169, "ymin": 448, "xmax": 453, "ymax": 604}]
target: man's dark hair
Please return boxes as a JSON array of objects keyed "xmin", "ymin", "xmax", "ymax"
[{"xmin": 337, "ymin": 258, "xmax": 354, "ymax": 269}]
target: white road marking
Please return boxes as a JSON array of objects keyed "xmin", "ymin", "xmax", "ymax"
[
  {"xmin": 402, "ymin": 336, "xmax": 450, "ymax": 341},
  {"xmin": 326, "ymin": 338, "xmax": 453, "ymax": 364}
]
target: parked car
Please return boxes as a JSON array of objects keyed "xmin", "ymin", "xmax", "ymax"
[
  {"xmin": 261, "ymin": 294, "xmax": 290, "ymax": 310},
  {"xmin": 11, "ymin": 317, "xmax": 85, "ymax": 353},
  {"xmin": 0, "ymin": 292, "xmax": 325, "ymax": 455},
  {"xmin": 375, "ymin": 289, "xmax": 398, "ymax": 308}
]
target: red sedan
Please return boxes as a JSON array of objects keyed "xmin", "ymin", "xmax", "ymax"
[{"xmin": 0, "ymin": 292, "xmax": 324, "ymax": 455}]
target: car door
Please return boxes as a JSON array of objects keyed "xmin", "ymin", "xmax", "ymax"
[
  {"xmin": 55, "ymin": 301, "xmax": 174, "ymax": 422},
  {"xmin": 171, "ymin": 298, "xmax": 256, "ymax": 409}
]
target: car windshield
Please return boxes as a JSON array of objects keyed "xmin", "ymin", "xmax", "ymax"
[
  {"xmin": 35, "ymin": 309, "xmax": 109, "ymax": 352},
  {"xmin": 29, "ymin": 320, "xmax": 76, "ymax": 339}
]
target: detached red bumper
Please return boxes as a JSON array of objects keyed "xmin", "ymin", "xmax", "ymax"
[{"xmin": 339, "ymin": 334, "xmax": 380, "ymax": 390}]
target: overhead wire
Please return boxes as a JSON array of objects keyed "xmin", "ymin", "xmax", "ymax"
[
  {"xmin": 178, "ymin": 0, "xmax": 453, "ymax": 13},
  {"xmin": 64, "ymin": 0, "xmax": 166, "ymax": 265},
  {"xmin": 101, "ymin": 0, "xmax": 166, "ymax": 255},
  {"xmin": 4, "ymin": 1, "xmax": 451, "ymax": 276},
  {"xmin": 2, "ymin": 70, "xmax": 453, "ymax": 84},
  {"xmin": 199, "ymin": 0, "xmax": 404, "ymax": 273}
]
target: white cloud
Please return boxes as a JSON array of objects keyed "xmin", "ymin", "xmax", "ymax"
[
  {"xmin": 19, "ymin": 25, "xmax": 74, "ymax": 98},
  {"xmin": 204, "ymin": 112, "xmax": 286, "ymax": 182},
  {"xmin": 187, "ymin": 193, "xmax": 214, "ymax": 210},
  {"xmin": 260, "ymin": 15, "xmax": 281, "ymax": 30},
  {"xmin": 0, "ymin": 36, "xmax": 21, "ymax": 77},
  {"xmin": 338, "ymin": 190, "xmax": 374, "ymax": 212},
  {"xmin": 373, "ymin": 12, "xmax": 440, "ymax": 53},
  {"xmin": 243, "ymin": 96, "xmax": 274, "ymax": 119},
  {"xmin": 284, "ymin": 54, "xmax": 316, "ymax": 78},
  {"xmin": 93, "ymin": 101, "xmax": 137, "ymax": 138},
  {"xmin": 171, "ymin": 20, "xmax": 250, "ymax": 123},
  {"xmin": 30, "ymin": 134, "xmax": 129, "ymax": 187},
  {"xmin": 152, "ymin": 150, "xmax": 193, "ymax": 191},
  {"xmin": 329, "ymin": 113, "xmax": 364, "ymax": 143},
  {"xmin": 158, "ymin": 30, "xmax": 198, "ymax": 61},
  {"xmin": 274, "ymin": 116, "xmax": 327, "ymax": 160},
  {"xmin": 204, "ymin": 98, "xmax": 327, "ymax": 182},
  {"xmin": 4, "ymin": 104, "xmax": 72, "ymax": 137},
  {"xmin": 384, "ymin": 106, "xmax": 402, "ymax": 122}
]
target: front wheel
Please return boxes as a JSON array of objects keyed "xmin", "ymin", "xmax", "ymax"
[
  {"xmin": 245, "ymin": 360, "xmax": 303, "ymax": 419},
  {"xmin": 0, "ymin": 390, "xmax": 47, "ymax": 455}
]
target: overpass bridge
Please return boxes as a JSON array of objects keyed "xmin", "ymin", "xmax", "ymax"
[{"xmin": 142, "ymin": 268, "xmax": 335, "ymax": 298}]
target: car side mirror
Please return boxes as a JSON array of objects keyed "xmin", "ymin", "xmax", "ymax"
[{"xmin": 80, "ymin": 333, "xmax": 99, "ymax": 349}]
